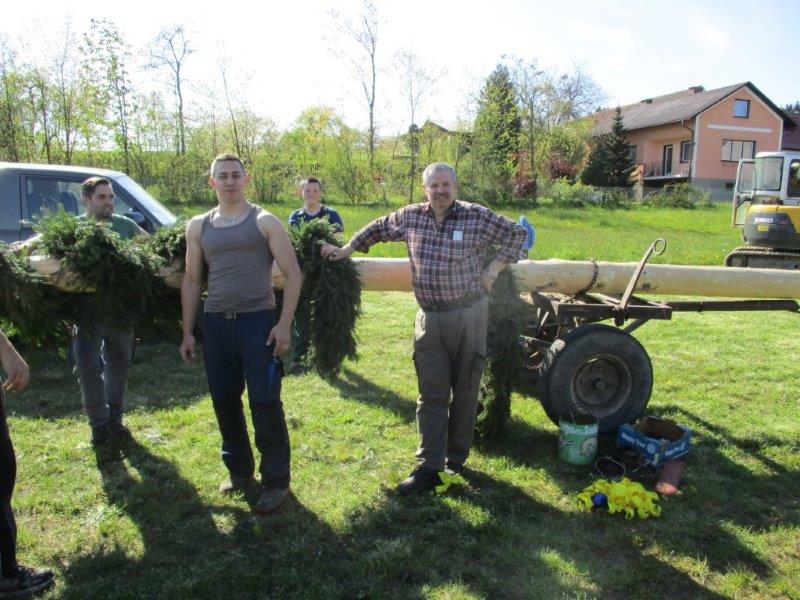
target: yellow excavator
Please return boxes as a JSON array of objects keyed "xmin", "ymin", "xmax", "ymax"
[{"xmin": 726, "ymin": 151, "xmax": 800, "ymax": 269}]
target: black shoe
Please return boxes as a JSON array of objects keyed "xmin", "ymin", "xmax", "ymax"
[
  {"xmin": 108, "ymin": 422, "xmax": 133, "ymax": 439},
  {"xmin": 0, "ymin": 565, "xmax": 54, "ymax": 598},
  {"xmin": 444, "ymin": 462, "xmax": 465, "ymax": 476},
  {"xmin": 91, "ymin": 425, "xmax": 111, "ymax": 446},
  {"xmin": 395, "ymin": 467, "xmax": 442, "ymax": 495}
]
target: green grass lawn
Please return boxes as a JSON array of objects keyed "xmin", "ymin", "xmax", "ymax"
[{"xmin": 5, "ymin": 203, "xmax": 799, "ymax": 599}]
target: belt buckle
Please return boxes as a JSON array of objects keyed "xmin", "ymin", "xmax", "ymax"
[{"xmin": 223, "ymin": 312, "xmax": 237, "ymax": 320}]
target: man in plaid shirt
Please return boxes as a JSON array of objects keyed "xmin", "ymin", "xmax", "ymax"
[{"xmin": 322, "ymin": 162, "xmax": 526, "ymax": 494}]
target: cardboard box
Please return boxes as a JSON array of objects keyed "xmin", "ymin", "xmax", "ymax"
[{"xmin": 616, "ymin": 415, "xmax": 691, "ymax": 466}]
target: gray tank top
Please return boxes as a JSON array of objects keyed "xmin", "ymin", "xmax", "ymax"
[{"xmin": 200, "ymin": 205, "xmax": 276, "ymax": 313}]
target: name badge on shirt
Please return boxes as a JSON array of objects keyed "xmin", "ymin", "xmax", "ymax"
[{"xmin": 453, "ymin": 230, "xmax": 463, "ymax": 241}]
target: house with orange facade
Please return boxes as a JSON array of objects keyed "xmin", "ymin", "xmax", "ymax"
[{"xmin": 592, "ymin": 82, "xmax": 795, "ymax": 199}]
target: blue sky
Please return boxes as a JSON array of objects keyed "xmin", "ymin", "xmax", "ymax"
[{"xmin": 4, "ymin": 0, "xmax": 797, "ymax": 134}]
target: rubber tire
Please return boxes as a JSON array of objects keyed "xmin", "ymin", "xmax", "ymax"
[{"xmin": 537, "ymin": 323, "xmax": 652, "ymax": 434}]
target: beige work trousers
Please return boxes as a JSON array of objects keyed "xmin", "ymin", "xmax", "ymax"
[{"xmin": 412, "ymin": 297, "xmax": 488, "ymax": 471}]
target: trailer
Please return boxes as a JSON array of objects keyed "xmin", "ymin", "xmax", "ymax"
[{"xmin": 520, "ymin": 239, "xmax": 799, "ymax": 433}]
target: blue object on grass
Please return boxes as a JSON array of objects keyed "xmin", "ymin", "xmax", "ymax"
[{"xmin": 518, "ymin": 215, "xmax": 535, "ymax": 258}]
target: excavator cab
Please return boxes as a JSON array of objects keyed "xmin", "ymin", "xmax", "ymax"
[
  {"xmin": 732, "ymin": 159, "xmax": 755, "ymax": 227},
  {"xmin": 726, "ymin": 151, "xmax": 800, "ymax": 268}
]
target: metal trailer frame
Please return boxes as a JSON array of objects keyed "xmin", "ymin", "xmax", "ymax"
[{"xmin": 521, "ymin": 239, "xmax": 799, "ymax": 434}]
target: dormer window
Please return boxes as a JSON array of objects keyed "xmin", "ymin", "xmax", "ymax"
[{"xmin": 733, "ymin": 99, "xmax": 750, "ymax": 118}]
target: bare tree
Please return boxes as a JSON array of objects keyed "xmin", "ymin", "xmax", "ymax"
[
  {"xmin": 218, "ymin": 54, "xmax": 242, "ymax": 158},
  {"xmin": 331, "ymin": 0, "xmax": 380, "ymax": 173},
  {"xmin": 507, "ymin": 56, "xmax": 605, "ymax": 179},
  {"xmin": 146, "ymin": 25, "xmax": 195, "ymax": 155},
  {"xmin": 394, "ymin": 50, "xmax": 444, "ymax": 202}
]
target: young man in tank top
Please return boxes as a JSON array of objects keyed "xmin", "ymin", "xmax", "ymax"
[{"xmin": 180, "ymin": 154, "xmax": 302, "ymax": 514}]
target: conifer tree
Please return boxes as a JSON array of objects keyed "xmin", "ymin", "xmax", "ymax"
[
  {"xmin": 604, "ymin": 106, "xmax": 635, "ymax": 187},
  {"xmin": 580, "ymin": 135, "xmax": 609, "ymax": 186},
  {"xmin": 470, "ymin": 64, "xmax": 521, "ymax": 201}
]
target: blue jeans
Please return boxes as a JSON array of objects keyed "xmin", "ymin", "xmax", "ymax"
[{"xmin": 203, "ymin": 310, "xmax": 290, "ymax": 490}]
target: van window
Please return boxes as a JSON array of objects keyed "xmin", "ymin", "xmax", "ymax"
[{"xmin": 25, "ymin": 178, "xmax": 82, "ymax": 221}]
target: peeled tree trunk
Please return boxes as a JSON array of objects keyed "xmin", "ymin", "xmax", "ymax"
[{"xmin": 27, "ymin": 256, "xmax": 800, "ymax": 299}]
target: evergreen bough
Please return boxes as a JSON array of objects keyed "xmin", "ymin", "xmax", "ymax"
[
  {"xmin": 0, "ymin": 244, "xmax": 73, "ymax": 346},
  {"xmin": 287, "ymin": 219, "xmax": 362, "ymax": 378},
  {"xmin": 475, "ymin": 256, "xmax": 529, "ymax": 438},
  {"xmin": 37, "ymin": 211, "xmax": 163, "ymax": 331}
]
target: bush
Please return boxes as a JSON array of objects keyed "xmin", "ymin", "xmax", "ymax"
[
  {"xmin": 641, "ymin": 183, "xmax": 712, "ymax": 209},
  {"xmin": 540, "ymin": 178, "xmax": 594, "ymax": 208}
]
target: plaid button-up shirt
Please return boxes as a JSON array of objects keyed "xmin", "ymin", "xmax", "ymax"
[{"xmin": 350, "ymin": 200, "xmax": 527, "ymax": 308}]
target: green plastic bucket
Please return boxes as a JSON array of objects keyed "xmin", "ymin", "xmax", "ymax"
[{"xmin": 558, "ymin": 416, "xmax": 599, "ymax": 466}]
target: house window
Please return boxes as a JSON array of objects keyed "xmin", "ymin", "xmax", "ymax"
[
  {"xmin": 721, "ymin": 139, "xmax": 755, "ymax": 162},
  {"xmin": 680, "ymin": 141, "xmax": 692, "ymax": 163},
  {"xmin": 627, "ymin": 144, "xmax": 637, "ymax": 163},
  {"xmin": 733, "ymin": 99, "xmax": 750, "ymax": 118}
]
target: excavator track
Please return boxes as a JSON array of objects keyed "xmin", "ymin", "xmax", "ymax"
[{"xmin": 724, "ymin": 246, "xmax": 800, "ymax": 269}]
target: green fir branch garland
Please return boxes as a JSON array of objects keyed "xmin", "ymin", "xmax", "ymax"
[
  {"xmin": 287, "ymin": 219, "xmax": 362, "ymax": 378},
  {"xmin": 145, "ymin": 220, "xmax": 187, "ymax": 267},
  {"xmin": 36, "ymin": 211, "xmax": 164, "ymax": 331},
  {"xmin": 0, "ymin": 243, "xmax": 74, "ymax": 346},
  {"xmin": 475, "ymin": 256, "xmax": 530, "ymax": 439}
]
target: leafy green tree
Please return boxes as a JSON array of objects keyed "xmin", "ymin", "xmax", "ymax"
[
  {"xmin": 469, "ymin": 64, "xmax": 521, "ymax": 202},
  {"xmin": 604, "ymin": 107, "xmax": 635, "ymax": 187},
  {"xmin": 81, "ymin": 18, "xmax": 137, "ymax": 173}
]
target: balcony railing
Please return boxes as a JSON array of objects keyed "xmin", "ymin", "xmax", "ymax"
[{"xmin": 642, "ymin": 161, "xmax": 690, "ymax": 178}]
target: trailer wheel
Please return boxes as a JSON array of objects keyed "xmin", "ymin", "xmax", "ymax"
[{"xmin": 537, "ymin": 324, "xmax": 652, "ymax": 434}]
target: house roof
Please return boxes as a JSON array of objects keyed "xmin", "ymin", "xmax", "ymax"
[
  {"xmin": 592, "ymin": 82, "xmax": 793, "ymax": 135},
  {"xmin": 782, "ymin": 114, "xmax": 800, "ymax": 150}
]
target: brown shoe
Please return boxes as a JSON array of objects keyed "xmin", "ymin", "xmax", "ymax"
[
  {"xmin": 219, "ymin": 474, "xmax": 258, "ymax": 495},
  {"xmin": 254, "ymin": 487, "xmax": 290, "ymax": 514}
]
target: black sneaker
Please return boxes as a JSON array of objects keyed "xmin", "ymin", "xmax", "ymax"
[
  {"xmin": 108, "ymin": 422, "xmax": 133, "ymax": 439},
  {"xmin": 91, "ymin": 425, "xmax": 111, "ymax": 446},
  {"xmin": 395, "ymin": 467, "xmax": 442, "ymax": 495},
  {"xmin": 0, "ymin": 565, "xmax": 54, "ymax": 598}
]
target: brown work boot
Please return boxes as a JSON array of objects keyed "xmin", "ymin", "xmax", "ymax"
[
  {"xmin": 219, "ymin": 474, "xmax": 258, "ymax": 495},
  {"xmin": 253, "ymin": 487, "xmax": 290, "ymax": 514}
]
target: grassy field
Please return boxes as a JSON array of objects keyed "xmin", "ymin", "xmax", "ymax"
[
  {"xmin": 172, "ymin": 199, "xmax": 742, "ymax": 265},
  {"xmin": 5, "ymin": 203, "xmax": 800, "ymax": 599}
]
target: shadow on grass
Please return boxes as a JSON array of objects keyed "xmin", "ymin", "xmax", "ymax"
[
  {"xmin": 330, "ymin": 366, "xmax": 416, "ymax": 423},
  {"xmin": 322, "ymin": 471, "xmax": 724, "ymax": 599},
  {"xmin": 61, "ymin": 438, "xmax": 348, "ymax": 599},
  {"xmin": 652, "ymin": 404, "xmax": 800, "ymax": 572},
  {"xmin": 473, "ymin": 412, "xmax": 770, "ymax": 595},
  {"xmin": 53, "ymin": 429, "xmax": 730, "ymax": 599},
  {"xmin": 6, "ymin": 341, "xmax": 209, "ymax": 420}
]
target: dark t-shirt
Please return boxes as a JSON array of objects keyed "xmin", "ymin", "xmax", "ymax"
[{"xmin": 288, "ymin": 205, "xmax": 344, "ymax": 232}]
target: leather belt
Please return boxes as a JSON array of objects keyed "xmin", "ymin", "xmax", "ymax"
[{"xmin": 422, "ymin": 292, "xmax": 484, "ymax": 313}]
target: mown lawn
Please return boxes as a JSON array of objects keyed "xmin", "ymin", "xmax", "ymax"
[{"xmin": 5, "ymin": 202, "xmax": 799, "ymax": 599}]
